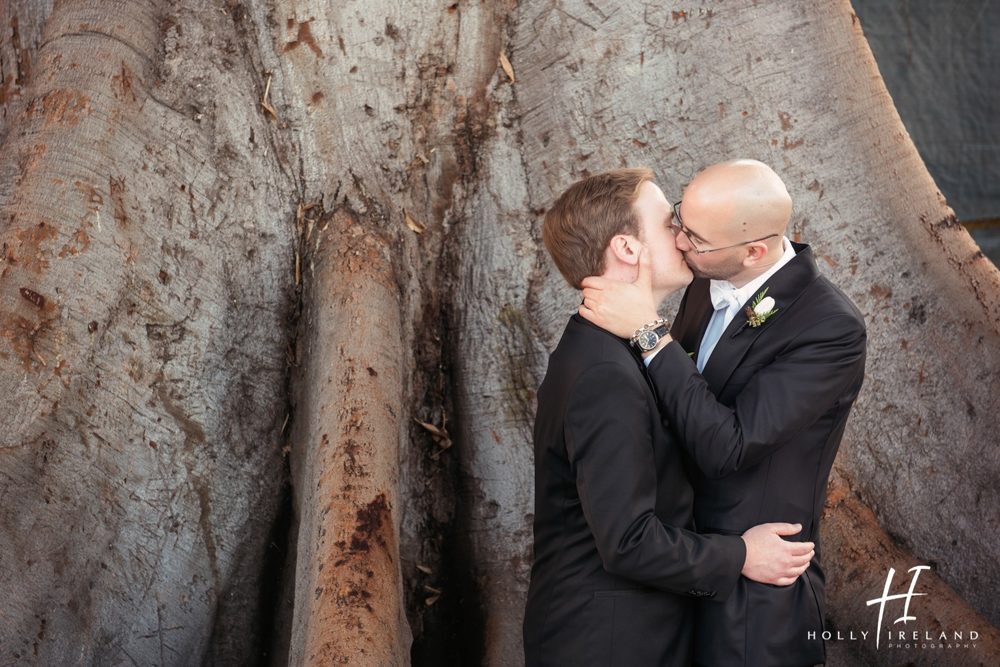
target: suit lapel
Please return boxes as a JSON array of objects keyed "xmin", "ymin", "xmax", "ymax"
[
  {"xmin": 671, "ymin": 279, "xmax": 714, "ymax": 355},
  {"xmin": 701, "ymin": 243, "xmax": 820, "ymax": 394}
]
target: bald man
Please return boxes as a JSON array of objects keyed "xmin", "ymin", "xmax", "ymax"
[{"xmin": 579, "ymin": 160, "xmax": 867, "ymax": 666}]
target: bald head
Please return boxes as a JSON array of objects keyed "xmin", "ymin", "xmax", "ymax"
[{"xmin": 682, "ymin": 159, "xmax": 792, "ymax": 247}]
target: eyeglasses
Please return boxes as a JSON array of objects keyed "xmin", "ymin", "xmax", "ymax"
[{"xmin": 671, "ymin": 200, "xmax": 779, "ymax": 254}]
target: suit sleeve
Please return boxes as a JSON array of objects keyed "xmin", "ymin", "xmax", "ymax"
[
  {"xmin": 565, "ymin": 361, "xmax": 746, "ymax": 599},
  {"xmin": 647, "ymin": 313, "xmax": 867, "ymax": 479}
]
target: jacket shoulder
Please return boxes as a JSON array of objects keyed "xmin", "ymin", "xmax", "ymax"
[
  {"xmin": 806, "ymin": 276, "xmax": 866, "ymax": 328},
  {"xmin": 558, "ymin": 316, "xmax": 639, "ymax": 363},
  {"xmin": 542, "ymin": 317, "xmax": 640, "ymax": 392}
]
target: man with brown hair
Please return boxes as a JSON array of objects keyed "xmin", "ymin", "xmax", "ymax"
[
  {"xmin": 523, "ymin": 168, "xmax": 815, "ymax": 666},
  {"xmin": 579, "ymin": 160, "xmax": 867, "ymax": 666}
]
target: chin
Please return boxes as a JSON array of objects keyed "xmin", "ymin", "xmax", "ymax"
[
  {"xmin": 680, "ymin": 265, "xmax": 695, "ymax": 285},
  {"xmin": 689, "ymin": 265, "xmax": 713, "ymax": 280},
  {"xmin": 666, "ymin": 270, "xmax": 694, "ymax": 292}
]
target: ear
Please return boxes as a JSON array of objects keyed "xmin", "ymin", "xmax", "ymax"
[
  {"xmin": 743, "ymin": 241, "xmax": 770, "ymax": 265},
  {"xmin": 608, "ymin": 234, "xmax": 642, "ymax": 266}
]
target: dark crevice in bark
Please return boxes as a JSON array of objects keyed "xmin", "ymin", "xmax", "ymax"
[
  {"xmin": 410, "ymin": 16, "xmax": 517, "ymax": 662},
  {"xmin": 411, "ymin": 130, "xmax": 498, "ymax": 661},
  {"xmin": 406, "ymin": 73, "xmax": 504, "ymax": 656},
  {"xmin": 210, "ymin": 3, "xmax": 310, "ymax": 658},
  {"xmin": 409, "ymin": 309, "xmax": 487, "ymax": 666},
  {"xmin": 400, "ymin": 209, "xmax": 461, "ymax": 661},
  {"xmin": 399, "ymin": 26, "xmax": 506, "ymax": 659},
  {"xmin": 253, "ymin": 198, "xmax": 314, "ymax": 664},
  {"xmin": 448, "ymin": 484, "xmax": 490, "ymax": 666},
  {"xmin": 407, "ymin": 292, "xmax": 486, "ymax": 665},
  {"xmin": 254, "ymin": 473, "xmax": 294, "ymax": 667},
  {"xmin": 410, "ymin": 514, "xmax": 488, "ymax": 667}
]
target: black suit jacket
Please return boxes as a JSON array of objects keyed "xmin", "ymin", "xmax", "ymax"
[
  {"xmin": 524, "ymin": 315, "xmax": 747, "ymax": 667},
  {"xmin": 647, "ymin": 243, "xmax": 867, "ymax": 666}
]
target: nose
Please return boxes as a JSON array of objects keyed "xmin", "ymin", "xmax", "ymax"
[{"xmin": 674, "ymin": 229, "xmax": 692, "ymax": 251}]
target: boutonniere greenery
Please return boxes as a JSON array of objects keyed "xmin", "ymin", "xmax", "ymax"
[{"xmin": 745, "ymin": 288, "xmax": 778, "ymax": 328}]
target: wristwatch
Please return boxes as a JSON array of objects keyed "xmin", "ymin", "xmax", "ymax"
[{"xmin": 630, "ymin": 318, "xmax": 670, "ymax": 352}]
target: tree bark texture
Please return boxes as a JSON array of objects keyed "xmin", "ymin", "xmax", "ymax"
[{"xmin": 0, "ymin": 1, "xmax": 997, "ymax": 666}]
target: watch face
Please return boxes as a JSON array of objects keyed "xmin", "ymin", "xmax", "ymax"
[{"xmin": 638, "ymin": 330, "xmax": 659, "ymax": 351}]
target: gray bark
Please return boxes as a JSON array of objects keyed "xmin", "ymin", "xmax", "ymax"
[{"xmin": 0, "ymin": 0, "xmax": 295, "ymax": 663}]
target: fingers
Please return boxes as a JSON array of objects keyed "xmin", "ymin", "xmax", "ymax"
[
  {"xmin": 788, "ymin": 550, "xmax": 814, "ymax": 569},
  {"xmin": 772, "ymin": 562, "xmax": 811, "ymax": 587},
  {"xmin": 769, "ymin": 522, "xmax": 803, "ymax": 537},
  {"xmin": 580, "ymin": 293, "xmax": 601, "ymax": 314},
  {"xmin": 787, "ymin": 561, "xmax": 812, "ymax": 581},
  {"xmin": 636, "ymin": 244, "xmax": 652, "ymax": 289},
  {"xmin": 742, "ymin": 523, "xmax": 815, "ymax": 587},
  {"xmin": 781, "ymin": 540, "xmax": 814, "ymax": 567},
  {"xmin": 786, "ymin": 541, "xmax": 815, "ymax": 557},
  {"xmin": 579, "ymin": 276, "xmax": 609, "ymax": 290}
]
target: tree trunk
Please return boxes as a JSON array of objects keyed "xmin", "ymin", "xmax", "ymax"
[
  {"xmin": 1, "ymin": 0, "xmax": 296, "ymax": 663},
  {"xmin": 1, "ymin": 1, "xmax": 996, "ymax": 666}
]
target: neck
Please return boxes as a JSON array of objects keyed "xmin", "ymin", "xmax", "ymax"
[
  {"xmin": 602, "ymin": 264, "xmax": 634, "ymax": 284},
  {"xmin": 728, "ymin": 263, "xmax": 773, "ymax": 289}
]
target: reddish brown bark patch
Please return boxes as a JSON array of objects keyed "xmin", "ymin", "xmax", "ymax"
[
  {"xmin": 25, "ymin": 89, "xmax": 92, "ymax": 127},
  {"xmin": 0, "ymin": 16, "xmax": 31, "ymax": 104},
  {"xmin": 0, "ymin": 310, "xmax": 54, "ymax": 371},
  {"xmin": 284, "ymin": 20, "xmax": 323, "ymax": 58},
  {"xmin": 12, "ymin": 221, "xmax": 58, "ymax": 273},
  {"xmin": 110, "ymin": 63, "xmax": 137, "ymax": 104},
  {"xmin": 349, "ymin": 493, "xmax": 389, "ymax": 553},
  {"xmin": 109, "ymin": 176, "xmax": 129, "ymax": 227},
  {"xmin": 51, "ymin": 181, "xmax": 104, "ymax": 258},
  {"xmin": 18, "ymin": 287, "xmax": 46, "ymax": 308}
]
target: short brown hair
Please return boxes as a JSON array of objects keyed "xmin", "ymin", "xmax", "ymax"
[{"xmin": 542, "ymin": 168, "xmax": 653, "ymax": 289}]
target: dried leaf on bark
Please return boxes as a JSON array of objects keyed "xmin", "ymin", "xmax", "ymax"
[
  {"xmin": 499, "ymin": 52, "xmax": 515, "ymax": 83},
  {"xmin": 404, "ymin": 209, "xmax": 426, "ymax": 234}
]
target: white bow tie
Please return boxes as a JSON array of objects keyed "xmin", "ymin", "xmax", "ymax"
[{"xmin": 709, "ymin": 281, "xmax": 744, "ymax": 312}]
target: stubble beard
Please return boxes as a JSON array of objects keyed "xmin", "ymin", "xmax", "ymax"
[{"xmin": 683, "ymin": 252, "xmax": 743, "ymax": 281}]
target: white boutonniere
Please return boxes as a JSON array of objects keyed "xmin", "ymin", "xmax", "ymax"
[{"xmin": 745, "ymin": 288, "xmax": 778, "ymax": 328}]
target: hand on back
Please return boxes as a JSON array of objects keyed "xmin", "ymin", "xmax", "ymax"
[{"xmin": 741, "ymin": 522, "xmax": 815, "ymax": 586}]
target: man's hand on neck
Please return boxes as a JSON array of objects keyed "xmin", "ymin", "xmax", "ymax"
[{"xmin": 578, "ymin": 246, "xmax": 670, "ymax": 339}]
